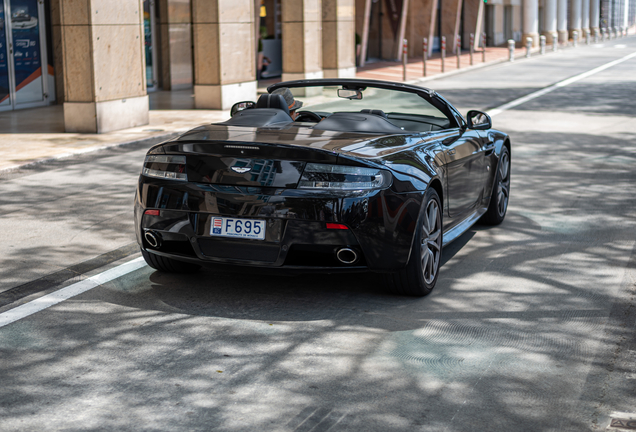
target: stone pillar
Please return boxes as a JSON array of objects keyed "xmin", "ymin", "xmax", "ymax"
[
  {"xmin": 589, "ymin": 0, "xmax": 600, "ymax": 34},
  {"xmin": 281, "ymin": 0, "xmax": 323, "ymax": 91},
  {"xmin": 488, "ymin": 4, "xmax": 505, "ymax": 46},
  {"xmin": 513, "ymin": 4, "xmax": 523, "ymax": 42},
  {"xmin": 159, "ymin": 0, "xmax": 193, "ymax": 90},
  {"xmin": 465, "ymin": 0, "xmax": 485, "ymax": 50},
  {"xmin": 322, "ymin": 0, "xmax": 356, "ymax": 78},
  {"xmin": 581, "ymin": 0, "xmax": 590, "ymax": 34},
  {"xmin": 523, "ymin": 0, "xmax": 540, "ymax": 46},
  {"xmin": 192, "ymin": 0, "xmax": 256, "ymax": 110},
  {"xmin": 440, "ymin": 0, "xmax": 463, "ymax": 54},
  {"xmin": 52, "ymin": 0, "xmax": 149, "ymax": 133},
  {"xmin": 543, "ymin": 0, "xmax": 558, "ymax": 42},
  {"xmin": 569, "ymin": 0, "xmax": 582, "ymax": 37},
  {"xmin": 406, "ymin": 0, "xmax": 437, "ymax": 57},
  {"xmin": 557, "ymin": 0, "xmax": 569, "ymax": 42}
]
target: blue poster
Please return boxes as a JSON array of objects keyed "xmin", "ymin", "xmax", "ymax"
[
  {"xmin": 0, "ymin": 3, "xmax": 10, "ymax": 105},
  {"xmin": 10, "ymin": 0, "xmax": 42, "ymax": 104}
]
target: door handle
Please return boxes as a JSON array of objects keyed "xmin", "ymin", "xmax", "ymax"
[{"xmin": 446, "ymin": 149, "xmax": 456, "ymax": 155}]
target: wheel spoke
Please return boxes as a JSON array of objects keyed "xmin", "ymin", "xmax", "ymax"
[
  {"xmin": 432, "ymin": 249, "xmax": 440, "ymax": 274},
  {"xmin": 499, "ymin": 196, "xmax": 508, "ymax": 214},
  {"xmin": 429, "ymin": 228, "xmax": 441, "ymax": 242},
  {"xmin": 427, "ymin": 249, "xmax": 435, "ymax": 280},
  {"xmin": 421, "ymin": 245, "xmax": 430, "ymax": 271},
  {"xmin": 498, "ymin": 190, "xmax": 508, "ymax": 214},
  {"xmin": 422, "ymin": 211, "xmax": 430, "ymax": 235},
  {"xmin": 500, "ymin": 154, "xmax": 509, "ymax": 180},
  {"xmin": 428, "ymin": 203, "xmax": 437, "ymax": 235},
  {"xmin": 503, "ymin": 183, "xmax": 509, "ymax": 197}
]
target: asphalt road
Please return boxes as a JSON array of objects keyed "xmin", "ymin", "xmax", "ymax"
[{"xmin": 1, "ymin": 38, "xmax": 636, "ymax": 431}]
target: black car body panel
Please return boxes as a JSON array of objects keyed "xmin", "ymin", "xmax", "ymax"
[{"xmin": 135, "ymin": 79, "xmax": 510, "ymax": 275}]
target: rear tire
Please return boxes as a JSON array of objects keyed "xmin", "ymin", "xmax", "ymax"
[
  {"xmin": 141, "ymin": 249, "xmax": 201, "ymax": 273},
  {"xmin": 480, "ymin": 146, "xmax": 510, "ymax": 226},
  {"xmin": 384, "ymin": 188, "xmax": 442, "ymax": 296}
]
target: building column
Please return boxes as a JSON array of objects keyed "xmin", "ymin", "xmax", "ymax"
[
  {"xmin": 486, "ymin": 4, "xmax": 505, "ymax": 46},
  {"xmin": 523, "ymin": 0, "xmax": 540, "ymax": 46},
  {"xmin": 461, "ymin": 0, "xmax": 480, "ymax": 51},
  {"xmin": 469, "ymin": 0, "xmax": 485, "ymax": 50},
  {"xmin": 581, "ymin": 0, "xmax": 591, "ymax": 34},
  {"xmin": 569, "ymin": 0, "xmax": 582, "ymax": 37},
  {"xmin": 543, "ymin": 0, "xmax": 558, "ymax": 42},
  {"xmin": 192, "ymin": 0, "xmax": 256, "ymax": 109},
  {"xmin": 159, "ymin": 0, "xmax": 193, "ymax": 90},
  {"xmin": 440, "ymin": 0, "xmax": 463, "ymax": 54},
  {"xmin": 52, "ymin": 0, "xmax": 149, "ymax": 133},
  {"xmin": 406, "ymin": 0, "xmax": 437, "ymax": 57},
  {"xmin": 590, "ymin": 0, "xmax": 600, "ymax": 34},
  {"xmin": 513, "ymin": 4, "xmax": 523, "ymax": 42},
  {"xmin": 281, "ymin": 0, "xmax": 323, "ymax": 93},
  {"xmin": 322, "ymin": 0, "xmax": 356, "ymax": 78},
  {"xmin": 557, "ymin": 0, "xmax": 569, "ymax": 42}
]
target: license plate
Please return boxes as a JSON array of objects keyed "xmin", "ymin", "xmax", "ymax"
[{"xmin": 210, "ymin": 217, "xmax": 266, "ymax": 240}]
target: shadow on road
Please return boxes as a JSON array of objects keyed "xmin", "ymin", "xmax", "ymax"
[{"xmin": 2, "ymin": 70, "xmax": 636, "ymax": 432}]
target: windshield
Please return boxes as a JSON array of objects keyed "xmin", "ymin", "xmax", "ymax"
[
  {"xmin": 299, "ymin": 87, "xmax": 441, "ymax": 117},
  {"xmin": 286, "ymin": 86, "xmax": 452, "ymax": 132}
]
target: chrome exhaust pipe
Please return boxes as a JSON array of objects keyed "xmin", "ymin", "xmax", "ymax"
[
  {"xmin": 336, "ymin": 247, "xmax": 358, "ymax": 265},
  {"xmin": 144, "ymin": 231, "xmax": 162, "ymax": 249}
]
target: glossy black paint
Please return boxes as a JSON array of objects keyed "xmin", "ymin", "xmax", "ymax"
[
  {"xmin": 135, "ymin": 178, "xmax": 421, "ymax": 270},
  {"xmin": 135, "ymin": 79, "xmax": 510, "ymax": 273}
]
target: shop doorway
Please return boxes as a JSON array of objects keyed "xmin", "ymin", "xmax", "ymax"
[
  {"xmin": 258, "ymin": 0, "xmax": 282, "ymax": 80},
  {"xmin": 143, "ymin": 0, "xmax": 158, "ymax": 90},
  {"xmin": 0, "ymin": 0, "xmax": 54, "ymax": 112}
]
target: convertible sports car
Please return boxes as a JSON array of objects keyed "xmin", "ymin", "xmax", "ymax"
[{"xmin": 134, "ymin": 79, "xmax": 511, "ymax": 296}]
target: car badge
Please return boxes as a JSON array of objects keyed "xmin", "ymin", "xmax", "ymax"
[{"xmin": 231, "ymin": 166, "xmax": 251, "ymax": 173}]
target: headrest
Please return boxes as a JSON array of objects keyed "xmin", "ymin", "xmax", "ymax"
[
  {"xmin": 256, "ymin": 94, "xmax": 291, "ymax": 115},
  {"xmin": 360, "ymin": 109, "xmax": 388, "ymax": 119}
]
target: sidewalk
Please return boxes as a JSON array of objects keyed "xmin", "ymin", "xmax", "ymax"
[
  {"xmin": 357, "ymin": 46, "xmax": 511, "ymax": 82},
  {"xmin": 0, "ymin": 45, "xmax": 533, "ymax": 174},
  {"xmin": 0, "ymin": 94, "xmax": 230, "ymax": 173}
]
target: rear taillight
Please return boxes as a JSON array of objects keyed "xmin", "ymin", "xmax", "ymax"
[
  {"xmin": 326, "ymin": 223, "xmax": 349, "ymax": 230},
  {"xmin": 142, "ymin": 155, "xmax": 188, "ymax": 181},
  {"xmin": 298, "ymin": 163, "xmax": 390, "ymax": 190}
]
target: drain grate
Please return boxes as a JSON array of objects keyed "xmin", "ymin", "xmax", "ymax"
[{"xmin": 607, "ymin": 413, "xmax": 636, "ymax": 431}]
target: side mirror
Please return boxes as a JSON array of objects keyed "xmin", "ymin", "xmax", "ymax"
[
  {"xmin": 466, "ymin": 110, "xmax": 492, "ymax": 130},
  {"xmin": 230, "ymin": 101, "xmax": 256, "ymax": 117}
]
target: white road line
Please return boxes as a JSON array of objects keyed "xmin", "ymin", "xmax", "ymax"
[
  {"xmin": 0, "ymin": 257, "xmax": 147, "ymax": 329},
  {"xmin": 487, "ymin": 50, "xmax": 636, "ymax": 117}
]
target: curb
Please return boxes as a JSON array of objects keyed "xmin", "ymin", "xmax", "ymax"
[
  {"xmin": 406, "ymin": 46, "xmax": 554, "ymax": 86},
  {"xmin": 0, "ymin": 131, "xmax": 182, "ymax": 176},
  {"xmin": 406, "ymin": 35, "xmax": 634, "ymax": 86}
]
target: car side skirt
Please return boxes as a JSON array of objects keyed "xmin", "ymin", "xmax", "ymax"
[{"xmin": 442, "ymin": 206, "xmax": 488, "ymax": 247}]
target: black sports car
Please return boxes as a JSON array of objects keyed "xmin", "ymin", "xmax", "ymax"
[{"xmin": 134, "ymin": 79, "xmax": 511, "ymax": 296}]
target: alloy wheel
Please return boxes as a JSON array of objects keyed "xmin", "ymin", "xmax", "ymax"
[
  {"xmin": 421, "ymin": 199, "xmax": 442, "ymax": 285},
  {"xmin": 497, "ymin": 150, "xmax": 510, "ymax": 217}
]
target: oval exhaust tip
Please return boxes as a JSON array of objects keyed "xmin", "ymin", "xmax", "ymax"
[
  {"xmin": 144, "ymin": 231, "xmax": 161, "ymax": 249},
  {"xmin": 336, "ymin": 248, "xmax": 358, "ymax": 265}
]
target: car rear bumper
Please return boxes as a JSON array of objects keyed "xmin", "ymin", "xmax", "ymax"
[{"xmin": 134, "ymin": 178, "xmax": 423, "ymax": 272}]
